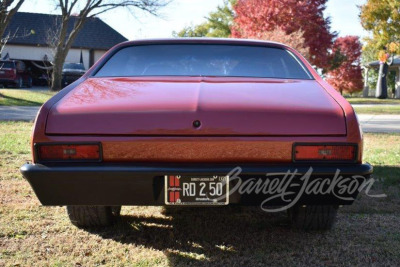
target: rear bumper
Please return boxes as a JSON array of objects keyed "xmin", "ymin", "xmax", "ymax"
[{"xmin": 21, "ymin": 163, "xmax": 373, "ymax": 206}]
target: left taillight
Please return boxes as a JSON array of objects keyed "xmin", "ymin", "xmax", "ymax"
[{"xmin": 35, "ymin": 143, "xmax": 102, "ymax": 162}]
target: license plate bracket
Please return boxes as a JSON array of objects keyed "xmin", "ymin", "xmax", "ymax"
[{"xmin": 165, "ymin": 175, "xmax": 229, "ymax": 205}]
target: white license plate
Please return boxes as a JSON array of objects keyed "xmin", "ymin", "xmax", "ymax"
[{"xmin": 165, "ymin": 175, "xmax": 229, "ymax": 205}]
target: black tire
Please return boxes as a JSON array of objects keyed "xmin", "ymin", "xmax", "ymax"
[
  {"xmin": 288, "ymin": 205, "xmax": 338, "ymax": 231},
  {"xmin": 111, "ymin": 206, "xmax": 122, "ymax": 216},
  {"xmin": 27, "ymin": 77, "xmax": 32, "ymax": 88},
  {"xmin": 66, "ymin": 206, "xmax": 121, "ymax": 227},
  {"xmin": 16, "ymin": 77, "xmax": 23, "ymax": 88}
]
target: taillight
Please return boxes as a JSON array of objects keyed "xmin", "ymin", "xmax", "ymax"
[
  {"xmin": 36, "ymin": 143, "xmax": 101, "ymax": 162},
  {"xmin": 294, "ymin": 144, "xmax": 356, "ymax": 162}
]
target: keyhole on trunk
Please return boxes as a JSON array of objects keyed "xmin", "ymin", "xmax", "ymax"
[{"xmin": 193, "ymin": 120, "xmax": 201, "ymax": 128}]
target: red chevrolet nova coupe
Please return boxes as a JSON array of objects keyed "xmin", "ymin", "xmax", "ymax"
[{"xmin": 21, "ymin": 39, "xmax": 372, "ymax": 230}]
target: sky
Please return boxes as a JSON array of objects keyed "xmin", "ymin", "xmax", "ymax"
[{"xmin": 19, "ymin": 0, "xmax": 369, "ymax": 41}]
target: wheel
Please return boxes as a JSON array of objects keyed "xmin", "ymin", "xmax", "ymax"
[
  {"xmin": 111, "ymin": 206, "xmax": 121, "ymax": 216},
  {"xmin": 16, "ymin": 77, "xmax": 23, "ymax": 88},
  {"xmin": 66, "ymin": 206, "xmax": 122, "ymax": 227},
  {"xmin": 288, "ymin": 205, "xmax": 338, "ymax": 231},
  {"xmin": 27, "ymin": 77, "xmax": 32, "ymax": 88}
]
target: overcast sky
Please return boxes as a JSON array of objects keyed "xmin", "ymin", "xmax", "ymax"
[{"xmin": 19, "ymin": 0, "xmax": 368, "ymax": 41}]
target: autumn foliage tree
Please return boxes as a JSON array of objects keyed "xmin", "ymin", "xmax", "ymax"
[
  {"xmin": 231, "ymin": 0, "xmax": 335, "ymax": 69},
  {"xmin": 252, "ymin": 28, "xmax": 310, "ymax": 60},
  {"xmin": 360, "ymin": 0, "xmax": 400, "ymax": 50},
  {"xmin": 360, "ymin": 0, "xmax": 400, "ymax": 98},
  {"xmin": 325, "ymin": 36, "xmax": 363, "ymax": 95}
]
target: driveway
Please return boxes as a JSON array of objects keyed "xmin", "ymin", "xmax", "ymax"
[
  {"xmin": 0, "ymin": 106, "xmax": 40, "ymax": 121},
  {"xmin": 1, "ymin": 106, "xmax": 400, "ymax": 133}
]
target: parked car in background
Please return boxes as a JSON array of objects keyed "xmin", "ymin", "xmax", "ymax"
[
  {"xmin": 21, "ymin": 39, "xmax": 372, "ymax": 231},
  {"xmin": 62, "ymin": 62, "xmax": 86, "ymax": 87},
  {"xmin": 0, "ymin": 60, "xmax": 32, "ymax": 88}
]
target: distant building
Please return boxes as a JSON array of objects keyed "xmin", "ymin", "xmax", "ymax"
[{"xmin": 1, "ymin": 12, "xmax": 127, "ymax": 84}]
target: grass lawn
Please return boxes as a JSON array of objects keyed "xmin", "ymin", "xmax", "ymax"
[
  {"xmin": 0, "ymin": 89, "xmax": 57, "ymax": 106},
  {"xmin": 353, "ymin": 105, "xmax": 400, "ymax": 114},
  {"xmin": 1, "ymin": 122, "xmax": 399, "ymax": 266},
  {"xmin": 346, "ymin": 97, "xmax": 400, "ymax": 105}
]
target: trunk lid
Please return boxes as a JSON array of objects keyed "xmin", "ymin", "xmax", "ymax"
[{"xmin": 45, "ymin": 77, "xmax": 346, "ymax": 136}]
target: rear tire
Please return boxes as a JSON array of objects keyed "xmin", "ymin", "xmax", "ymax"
[
  {"xmin": 66, "ymin": 206, "xmax": 121, "ymax": 227},
  {"xmin": 27, "ymin": 77, "xmax": 32, "ymax": 88},
  {"xmin": 16, "ymin": 77, "xmax": 23, "ymax": 88},
  {"xmin": 288, "ymin": 205, "xmax": 338, "ymax": 231}
]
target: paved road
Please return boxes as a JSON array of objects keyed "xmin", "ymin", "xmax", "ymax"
[
  {"xmin": 0, "ymin": 106, "xmax": 400, "ymax": 133},
  {"xmin": 357, "ymin": 114, "xmax": 400, "ymax": 133},
  {"xmin": 0, "ymin": 106, "xmax": 40, "ymax": 121}
]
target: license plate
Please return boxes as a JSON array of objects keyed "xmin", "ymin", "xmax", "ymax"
[{"xmin": 165, "ymin": 175, "xmax": 229, "ymax": 205}]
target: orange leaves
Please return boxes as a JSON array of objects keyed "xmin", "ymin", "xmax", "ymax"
[{"xmin": 232, "ymin": 0, "xmax": 335, "ymax": 69}]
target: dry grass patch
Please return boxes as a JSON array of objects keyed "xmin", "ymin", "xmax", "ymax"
[{"xmin": 0, "ymin": 122, "xmax": 399, "ymax": 266}]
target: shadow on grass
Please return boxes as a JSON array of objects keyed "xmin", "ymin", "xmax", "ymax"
[
  {"xmin": 81, "ymin": 167, "xmax": 400, "ymax": 265},
  {"xmin": 0, "ymin": 92, "xmax": 42, "ymax": 106},
  {"xmin": 87, "ymin": 207, "xmax": 326, "ymax": 266},
  {"xmin": 340, "ymin": 165, "xmax": 400, "ymax": 215},
  {"xmin": 373, "ymin": 166, "xmax": 400, "ymax": 186}
]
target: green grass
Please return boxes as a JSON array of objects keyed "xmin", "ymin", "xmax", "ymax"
[
  {"xmin": 0, "ymin": 122, "xmax": 399, "ymax": 266},
  {"xmin": 346, "ymin": 97, "xmax": 400, "ymax": 114},
  {"xmin": 346, "ymin": 97, "xmax": 400, "ymax": 105},
  {"xmin": 354, "ymin": 105, "xmax": 400, "ymax": 114},
  {"xmin": 0, "ymin": 122, "xmax": 32, "ymax": 154},
  {"xmin": 0, "ymin": 89, "xmax": 56, "ymax": 106},
  {"xmin": 363, "ymin": 133, "xmax": 400, "ymax": 186}
]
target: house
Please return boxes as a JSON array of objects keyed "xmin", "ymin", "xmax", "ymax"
[
  {"xmin": 363, "ymin": 57, "xmax": 400, "ymax": 99},
  {"xmin": 1, "ymin": 12, "xmax": 127, "ymax": 84}
]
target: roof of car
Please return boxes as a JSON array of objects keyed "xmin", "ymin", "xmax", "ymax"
[
  {"xmin": 3, "ymin": 12, "xmax": 128, "ymax": 50},
  {"xmin": 119, "ymin": 38, "xmax": 287, "ymax": 48}
]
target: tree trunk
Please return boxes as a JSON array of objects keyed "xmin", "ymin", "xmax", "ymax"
[{"xmin": 51, "ymin": 51, "xmax": 67, "ymax": 91}]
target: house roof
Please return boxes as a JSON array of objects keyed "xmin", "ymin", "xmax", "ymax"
[
  {"xmin": 3, "ymin": 12, "xmax": 128, "ymax": 50},
  {"xmin": 367, "ymin": 56, "xmax": 400, "ymax": 68}
]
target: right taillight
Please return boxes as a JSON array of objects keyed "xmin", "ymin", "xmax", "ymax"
[{"xmin": 294, "ymin": 144, "xmax": 357, "ymax": 162}]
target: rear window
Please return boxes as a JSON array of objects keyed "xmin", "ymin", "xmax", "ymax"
[
  {"xmin": 63, "ymin": 63, "xmax": 85, "ymax": 70},
  {"xmin": 95, "ymin": 44, "xmax": 312, "ymax": 79},
  {"xmin": 0, "ymin": 61, "xmax": 15, "ymax": 69}
]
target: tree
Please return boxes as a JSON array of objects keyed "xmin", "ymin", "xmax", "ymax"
[
  {"xmin": 241, "ymin": 28, "xmax": 310, "ymax": 60},
  {"xmin": 173, "ymin": 0, "xmax": 236, "ymax": 38},
  {"xmin": 360, "ymin": 0, "xmax": 400, "ymax": 98},
  {"xmin": 49, "ymin": 0, "xmax": 168, "ymax": 91},
  {"xmin": 360, "ymin": 0, "xmax": 400, "ymax": 50},
  {"xmin": 325, "ymin": 36, "xmax": 363, "ymax": 95},
  {"xmin": 231, "ymin": 0, "xmax": 335, "ymax": 69},
  {"xmin": 0, "ymin": 0, "xmax": 25, "ymax": 57}
]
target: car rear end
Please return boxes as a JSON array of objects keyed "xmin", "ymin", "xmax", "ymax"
[
  {"xmin": 0, "ymin": 61, "xmax": 17, "ymax": 86},
  {"xmin": 62, "ymin": 63, "xmax": 86, "ymax": 86},
  {"xmin": 21, "ymin": 39, "xmax": 372, "ymax": 230}
]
